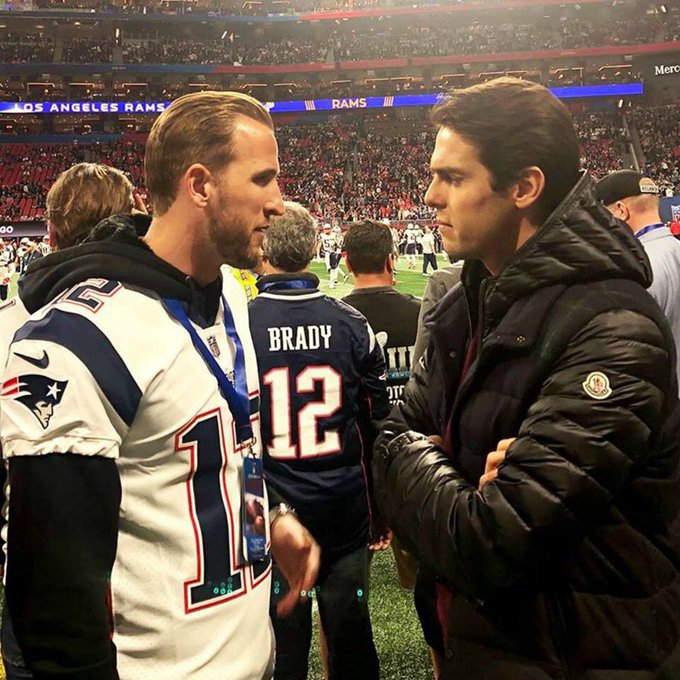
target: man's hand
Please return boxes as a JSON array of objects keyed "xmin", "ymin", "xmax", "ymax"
[
  {"xmin": 479, "ymin": 437, "xmax": 516, "ymax": 489},
  {"xmin": 270, "ymin": 514, "xmax": 320, "ymax": 617},
  {"xmin": 369, "ymin": 527, "xmax": 393, "ymax": 552},
  {"xmin": 132, "ymin": 191, "xmax": 148, "ymax": 215}
]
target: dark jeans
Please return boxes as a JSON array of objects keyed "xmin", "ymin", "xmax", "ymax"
[
  {"xmin": 422, "ymin": 253, "xmax": 438, "ymax": 274},
  {"xmin": 270, "ymin": 546, "xmax": 379, "ymax": 680},
  {"xmin": 2, "ymin": 601, "xmax": 33, "ymax": 680},
  {"xmin": 0, "ymin": 284, "xmax": 8, "ymax": 302}
]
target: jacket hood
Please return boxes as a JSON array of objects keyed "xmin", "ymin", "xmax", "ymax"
[
  {"xmin": 19, "ymin": 213, "xmax": 215, "ymax": 314},
  {"xmin": 456, "ymin": 172, "xmax": 653, "ymax": 333}
]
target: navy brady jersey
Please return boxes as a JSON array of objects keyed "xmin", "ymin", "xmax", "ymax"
[{"xmin": 249, "ymin": 274, "xmax": 390, "ymax": 511}]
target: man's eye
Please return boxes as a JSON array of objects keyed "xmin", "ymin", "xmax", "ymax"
[{"xmin": 254, "ymin": 175, "xmax": 274, "ymax": 187}]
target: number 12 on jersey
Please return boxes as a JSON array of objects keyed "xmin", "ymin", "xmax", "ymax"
[{"xmin": 263, "ymin": 365, "xmax": 342, "ymax": 460}]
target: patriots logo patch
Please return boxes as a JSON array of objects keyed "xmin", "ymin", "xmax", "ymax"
[{"xmin": 1, "ymin": 375, "xmax": 68, "ymax": 429}]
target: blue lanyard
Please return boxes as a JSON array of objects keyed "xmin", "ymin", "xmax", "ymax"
[
  {"xmin": 164, "ymin": 296, "xmax": 253, "ymax": 445},
  {"xmin": 635, "ymin": 223, "xmax": 665, "ymax": 239}
]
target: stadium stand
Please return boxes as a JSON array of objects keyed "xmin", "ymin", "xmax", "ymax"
[
  {"xmin": 1, "ymin": 0, "xmax": 677, "ymax": 68},
  {"xmin": 0, "ymin": 0, "xmax": 677, "ymax": 222},
  {"xmin": 0, "ymin": 107, "xmax": 655, "ymax": 223},
  {"xmin": 632, "ymin": 104, "xmax": 680, "ymax": 196}
]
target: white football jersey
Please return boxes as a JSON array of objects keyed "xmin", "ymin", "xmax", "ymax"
[
  {"xmin": 0, "ymin": 296, "xmax": 30, "ymax": 371},
  {"xmin": 0, "ymin": 276, "xmax": 273, "ymax": 680},
  {"xmin": 0, "ymin": 295, "xmax": 31, "ymax": 569},
  {"xmin": 405, "ymin": 227, "xmax": 419, "ymax": 245}
]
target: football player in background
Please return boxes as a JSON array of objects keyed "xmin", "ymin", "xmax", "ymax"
[
  {"xmin": 250, "ymin": 202, "xmax": 390, "ymax": 680},
  {"xmin": 404, "ymin": 222, "xmax": 420, "ymax": 269},
  {"xmin": 0, "ymin": 91, "xmax": 319, "ymax": 680},
  {"xmin": 419, "ymin": 226, "xmax": 438, "ymax": 276}
]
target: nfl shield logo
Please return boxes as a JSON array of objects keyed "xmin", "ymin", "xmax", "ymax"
[{"xmin": 207, "ymin": 335, "xmax": 221, "ymax": 359}]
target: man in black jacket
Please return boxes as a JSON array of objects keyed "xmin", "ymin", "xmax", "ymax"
[{"xmin": 373, "ymin": 77, "xmax": 680, "ymax": 679}]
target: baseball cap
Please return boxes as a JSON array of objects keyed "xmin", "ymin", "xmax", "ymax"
[{"xmin": 595, "ymin": 170, "xmax": 659, "ymax": 206}]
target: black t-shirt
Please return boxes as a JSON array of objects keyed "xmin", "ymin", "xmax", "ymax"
[{"xmin": 343, "ymin": 286, "xmax": 421, "ymax": 404}]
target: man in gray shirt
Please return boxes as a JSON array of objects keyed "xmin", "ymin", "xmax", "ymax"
[{"xmin": 597, "ymin": 169, "xmax": 680, "ymax": 390}]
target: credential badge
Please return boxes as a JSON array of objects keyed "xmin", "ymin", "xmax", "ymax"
[{"xmin": 207, "ymin": 335, "xmax": 221, "ymax": 359}]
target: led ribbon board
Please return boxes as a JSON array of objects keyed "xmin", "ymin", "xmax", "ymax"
[{"xmin": 0, "ymin": 83, "xmax": 644, "ymax": 115}]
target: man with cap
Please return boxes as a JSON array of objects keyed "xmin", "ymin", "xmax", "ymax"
[{"xmin": 596, "ymin": 169, "xmax": 680, "ymax": 390}]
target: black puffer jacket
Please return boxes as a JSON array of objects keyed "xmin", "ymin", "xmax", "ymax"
[{"xmin": 374, "ymin": 173, "xmax": 680, "ymax": 679}]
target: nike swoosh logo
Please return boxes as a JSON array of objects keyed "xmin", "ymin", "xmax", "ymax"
[{"xmin": 14, "ymin": 350, "xmax": 49, "ymax": 369}]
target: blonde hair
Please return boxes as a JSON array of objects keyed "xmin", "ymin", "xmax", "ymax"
[
  {"xmin": 46, "ymin": 163, "xmax": 135, "ymax": 249},
  {"xmin": 144, "ymin": 91, "xmax": 273, "ymax": 215}
]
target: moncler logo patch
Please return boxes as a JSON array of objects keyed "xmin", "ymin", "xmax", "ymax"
[{"xmin": 582, "ymin": 371, "xmax": 612, "ymax": 400}]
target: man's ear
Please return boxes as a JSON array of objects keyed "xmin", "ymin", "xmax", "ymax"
[
  {"xmin": 616, "ymin": 200, "xmax": 631, "ymax": 223},
  {"xmin": 511, "ymin": 166, "xmax": 545, "ymax": 212},
  {"xmin": 385, "ymin": 253, "xmax": 394, "ymax": 276},
  {"xmin": 47, "ymin": 222, "xmax": 57, "ymax": 250},
  {"xmin": 184, "ymin": 163, "xmax": 215, "ymax": 210}
]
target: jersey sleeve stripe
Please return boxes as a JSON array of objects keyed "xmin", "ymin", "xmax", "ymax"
[{"xmin": 13, "ymin": 309, "xmax": 143, "ymax": 426}]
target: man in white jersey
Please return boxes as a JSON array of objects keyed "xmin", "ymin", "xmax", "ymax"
[
  {"xmin": 0, "ymin": 92, "xmax": 319, "ymax": 680},
  {"xmin": 0, "ymin": 162, "xmax": 139, "ymax": 680},
  {"xmin": 404, "ymin": 223, "xmax": 419, "ymax": 269},
  {"xmin": 419, "ymin": 226, "xmax": 438, "ymax": 276},
  {"xmin": 321, "ymin": 228, "xmax": 334, "ymax": 272}
]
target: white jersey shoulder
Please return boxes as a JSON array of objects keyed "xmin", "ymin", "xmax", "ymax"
[
  {"xmin": 0, "ymin": 277, "xmax": 272, "ymax": 680},
  {"xmin": 0, "ymin": 296, "xmax": 30, "ymax": 373}
]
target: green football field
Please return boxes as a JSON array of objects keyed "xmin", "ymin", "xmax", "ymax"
[
  {"xmin": 3, "ymin": 255, "xmax": 448, "ymax": 679},
  {"xmin": 8, "ymin": 253, "xmax": 452, "ymax": 303},
  {"xmin": 309, "ymin": 254, "xmax": 451, "ymax": 301}
]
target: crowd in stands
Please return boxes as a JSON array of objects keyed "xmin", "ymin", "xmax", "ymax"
[
  {"xmin": 0, "ymin": 108, "xmax": 648, "ymax": 224},
  {"xmin": 0, "ymin": 143, "xmax": 86, "ymax": 222},
  {"xmin": 347, "ymin": 126, "xmax": 434, "ymax": 221},
  {"xmin": 276, "ymin": 120, "xmax": 356, "ymax": 222},
  {"xmin": 633, "ymin": 104, "xmax": 680, "ymax": 196},
  {"xmin": 121, "ymin": 37, "xmax": 327, "ymax": 65},
  {"xmin": 62, "ymin": 38, "xmax": 114, "ymax": 64},
  {"xmin": 0, "ymin": 34, "xmax": 54, "ymax": 63},
  {"xmin": 573, "ymin": 111, "xmax": 626, "ymax": 179},
  {"xmin": 2, "ymin": 7, "xmax": 673, "ymax": 67},
  {"xmin": 88, "ymin": 16, "xmax": 675, "ymax": 66}
]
